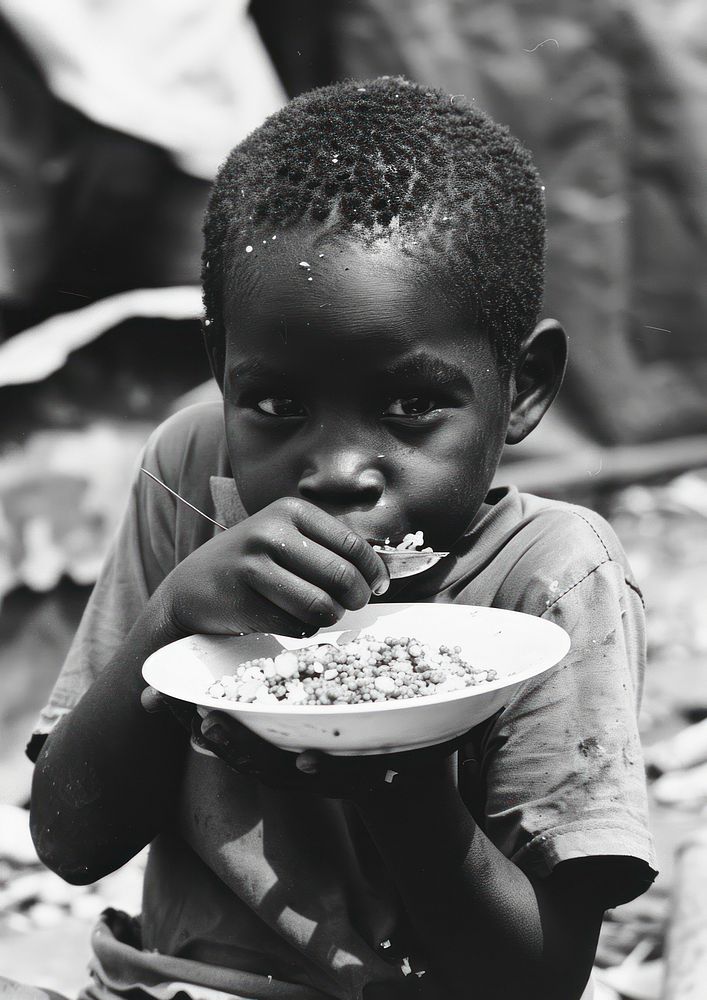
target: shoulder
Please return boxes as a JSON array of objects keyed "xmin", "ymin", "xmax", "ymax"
[
  {"xmin": 515, "ymin": 493, "xmax": 627, "ymax": 566},
  {"xmin": 488, "ymin": 491, "xmax": 642, "ymax": 617},
  {"xmin": 142, "ymin": 402, "xmax": 229, "ymax": 490}
]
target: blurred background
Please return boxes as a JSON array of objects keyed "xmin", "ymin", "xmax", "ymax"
[{"xmin": 1, "ymin": 2, "xmax": 706, "ymax": 998}]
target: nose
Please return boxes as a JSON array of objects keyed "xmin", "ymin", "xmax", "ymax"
[{"xmin": 298, "ymin": 448, "xmax": 385, "ymax": 512}]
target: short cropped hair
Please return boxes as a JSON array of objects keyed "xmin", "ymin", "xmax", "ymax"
[{"xmin": 202, "ymin": 76, "xmax": 545, "ymax": 381}]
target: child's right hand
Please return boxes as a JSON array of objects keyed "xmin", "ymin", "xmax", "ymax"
[{"xmin": 159, "ymin": 497, "xmax": 390, "ymax": 639}]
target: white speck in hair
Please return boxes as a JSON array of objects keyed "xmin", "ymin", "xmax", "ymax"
[
  {"xmin": 272, "ymin": 235, "xmax": 277, "ymax": 240},
  {"xmin": 307, "ymin": 276, "xmax": 313, "ymax": 281},
  {"xmin": 318, "ymin": 253, "xmax": 325, "ymax": 258},
  {"xmin": 263, "ymin": 239, "xmax": 267, "ymax": 244},
  {"xmin": 332, "ymin": 157, "xmax": 339, "ymax": 164},
  {"xmin": 523, "ymin": 37, "xmax": 560, "ymax": 53},
  {"xmin": 245, "ymin": 245, "xmax": 253, "ymax": 253},
  {"xmin": 357, "ymin": 88, "xmax": 366, "ymax": 93},
  {"xmin": 442, "ymin": 216, "xmax": 449, "ymax": 221},
  {"xmin": 204, "ymin": 319, "xmax": 211, "ymax": 327},
  {"xmin": 299, "ymin": 261, "xmax": 311, "ymax": 269},
  {"xmin": 380, "ymin": 940, "xmax": 391, "ymax": 950},
  {"xmin": 281, "ymin": 542, "xmax": 286, "ymax": 547}
]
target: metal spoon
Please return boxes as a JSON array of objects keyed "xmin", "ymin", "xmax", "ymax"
[
  {"xmin": 141, "ymin": 469, "xmax": 448, "ymax": 578},
  {"xmin": 373, "ymin": 549, "xmax": 449, "ymax": 578}
]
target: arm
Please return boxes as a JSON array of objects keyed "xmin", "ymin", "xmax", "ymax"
[
  {"xmin": 356, "ymin": 768, "xmax": 604, "ymax": 1000},
  {"xmin": 30, "ymin": 497, "xmax": 387, "ymax": 885},
  {"xmin": 30, "ymin": 596, "xmax": 187, "ymax": 884}
]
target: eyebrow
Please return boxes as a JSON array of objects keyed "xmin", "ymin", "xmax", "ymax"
[
  {"xmin": 380, "ymin": 352, "xmax": 470, "ymax": 386},
  {"xmin": 229, "ymin": 358, "xmax": 285, "ymax": 382},
  {"xmin": 229, "ymin": 351, "xmax": 470, "ymax": 387}
]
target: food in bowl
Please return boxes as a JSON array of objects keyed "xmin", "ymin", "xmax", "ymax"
[{"xmin": 206, "ymin": 634, "xmax": 497, "ymax": 707}]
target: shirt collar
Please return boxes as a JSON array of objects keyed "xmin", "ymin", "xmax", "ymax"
[{"xmin": 209, "ymin": 475, "xmax": 248, "ymax": 528}]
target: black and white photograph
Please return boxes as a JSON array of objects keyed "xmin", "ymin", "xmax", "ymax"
[{"xmin": 1, "ymin": 3, "xmax": 706, "ymax": 999}]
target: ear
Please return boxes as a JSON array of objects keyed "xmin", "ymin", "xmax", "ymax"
[{"xmin": 506, "ymin": 318, "xmax": 567, "ymax": 445}]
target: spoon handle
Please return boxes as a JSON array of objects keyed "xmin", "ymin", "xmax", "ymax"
[{"xmin": 140, "ymin": 468, "xmax": 228, "ymax": 531}]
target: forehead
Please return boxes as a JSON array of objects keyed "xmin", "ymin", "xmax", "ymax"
[{"xmin": 222, "ymin": 229, "xmax": 487, "ymax": 372}]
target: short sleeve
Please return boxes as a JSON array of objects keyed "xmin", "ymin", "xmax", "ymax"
[
  {"xmin": 474, "ymin": 559, "xmax": 657, "ymax": 904},
  {"xmin": 26, "ymin": 426, "xmax": 180, "ymax": 759}
]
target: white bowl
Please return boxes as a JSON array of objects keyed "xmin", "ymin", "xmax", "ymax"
[{"xmin": 142, "ymin": 604, "xmax": 570, "ymax": 755}]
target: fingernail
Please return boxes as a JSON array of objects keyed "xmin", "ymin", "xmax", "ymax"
[{"xmin": 373, "ymin": 577, "xmax": 390, "ymax": 596}]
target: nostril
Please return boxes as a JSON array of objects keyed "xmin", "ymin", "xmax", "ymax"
[
  {"xmin": 299, "ymin": 461, "xmax": 386, "ymax": 511},
  {"xmin": 299, "ymin": 483, "xmax": 382, "ymax": 509}
]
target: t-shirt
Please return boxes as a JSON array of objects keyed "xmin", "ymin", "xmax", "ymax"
[{"xmin": 30, "ymin": 403, "xmax": 657, "ymax": 1000}]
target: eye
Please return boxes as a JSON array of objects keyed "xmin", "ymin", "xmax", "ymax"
[
  {"xmin": 256, "ymin": 397, "xmax": 306, "ymax": 417},
  {"xmin": 384, "ymin": 395, "xmax": 437, "ymax": 417}
]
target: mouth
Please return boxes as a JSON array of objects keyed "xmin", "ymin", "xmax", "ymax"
[{"xmin": 334, "ymin": 514, "xmax": 409, "ymax": 545}]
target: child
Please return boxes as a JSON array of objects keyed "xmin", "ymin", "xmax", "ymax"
[{"xmin": 26, "ymin": 78, "xmax": 656, "ymax": 1000}]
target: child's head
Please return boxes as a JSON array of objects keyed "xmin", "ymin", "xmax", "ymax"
[{"xmin": 202, "ymin": 77, "xmax": 566, "ymax": 549}]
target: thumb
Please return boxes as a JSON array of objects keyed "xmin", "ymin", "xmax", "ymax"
[
  {"xmin": 295, "ymin": 750, "xmax": 327, "ymax": 775},
  {"xmin": 140, "ymin": 686, "xmax": 168, "ymax": 713}
]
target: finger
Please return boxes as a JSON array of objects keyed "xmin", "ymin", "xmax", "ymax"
[
  {"xmin": 140, "ymin": 686, "xmax": 167, "ymax": 713},
  {"xmin": 200, "ymin": 711, "xmax": 290, "ymax": 766},
  {"xmin": 141, "ymin": 686, "xmax": 195, "ymax": 733},
  {"xmin": 247, "ymin": 562, "xmax": 346, "ymax": 628},
  {"xmin": 200, "ymin": 711, "xmax": 255, "ymax": 750},
  {"xmin": 201, "ymin": 712, "xmax": 302, "ymax": 783},
  {"xmin": 272, "ymin": 534, "xmax": 374, "ymax": 611},
  {"xmin": 295, "ymin": 750, "xmax": 326, "ymax": 775},
  {"xmin": 227, "ymin": 579, "xmax": 323, "ymax": 639},
  {"xmin": 284, "ymin": 499, "xmax": 389, "ymax": 595}
]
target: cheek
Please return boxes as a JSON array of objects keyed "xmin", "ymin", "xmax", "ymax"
[
  {"xmin": 407, "ymin": 416, "xmax": 504, "ymax": 509},
  {"xmin": 394, "ymin": 428, "xmax": 491, "ymax": 515},
  {"xmin": 224, "ymin": 413, "xmax": 295, "ymax": 513}
]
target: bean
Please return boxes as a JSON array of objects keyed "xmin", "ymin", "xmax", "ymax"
[{"xmin": 207, "ymin": 635, "xmax": 494, "ymax": 706}]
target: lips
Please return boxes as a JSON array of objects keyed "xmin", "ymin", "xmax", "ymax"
[{"xmin": 332, "ymin": 512, "xmax": 407, "ymax": 544}]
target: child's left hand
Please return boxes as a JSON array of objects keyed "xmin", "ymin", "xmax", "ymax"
[
  {"xmin": 142, "ymin": 687, "xmax": 461, "ymax": 800},
  {"xmin": 199, "ymin": 709, "xmax": 462, "ymax": 800}
]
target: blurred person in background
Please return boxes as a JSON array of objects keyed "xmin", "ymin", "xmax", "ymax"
[{"xmin": 0, "ymin": 0, "xmax": 285, "ymax": 336}]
